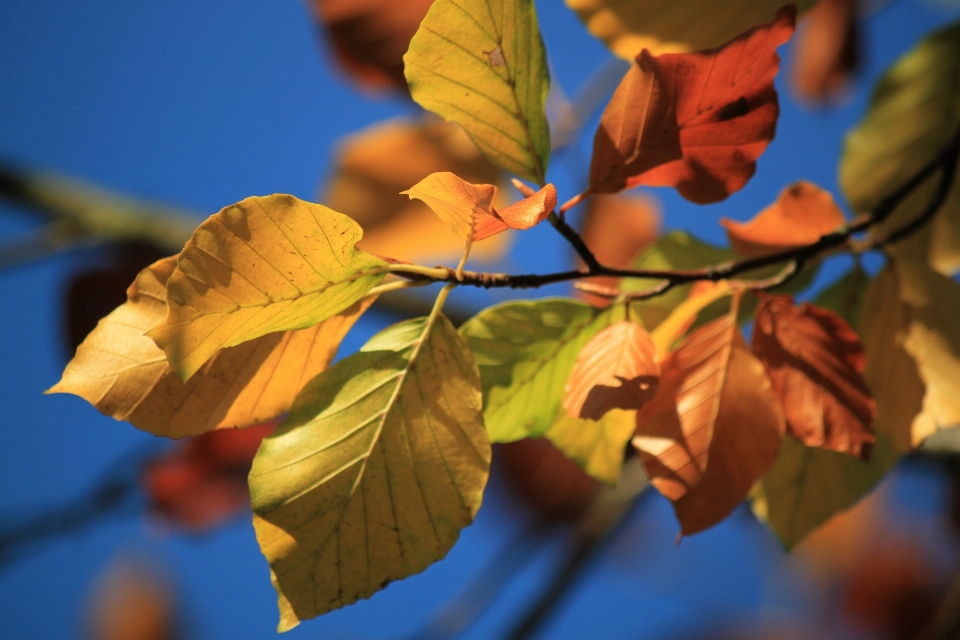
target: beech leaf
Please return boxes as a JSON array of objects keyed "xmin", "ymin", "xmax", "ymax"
[
  {"xmin": 752, "ymin": 294, "xmax": 876, "ymax": 459},
  {"xmin": 587, "ymin": 5, "xmax": 796, "ymax": 204},
  {"xmin": 635, "ymin": 318, "xmax": 785, "ymax": 535},
  {"xmin": 721, "ymin": 181, "xmax": 846, "ymax": 258},
  {"xmin": 543, "ymin": 409, "xmax": 639, "ymax": 486},
  {"xmin": 565, "ymin": 0, "xmax": 815, "ymax": 59},
  {"xmin": 564, "ymin": 320, "xmax": 661, "ymax": 420},
  {"xmin": 250, "ymin": 315, "xmax": 490, "ymax": 631},
  {"xmin": 460, "ymin": 299, "xmax": 624, "ymax": 442},
  {"xmin": 324, "ymin": 118, "xmax": 509, "ymax": 265},
  {"xmin": 148, "ymin": 195, "xmax": 387, "ymax": 381},
  {"xmin": 840, "ymin": 19, "xmax": 960, "ymax": 274},
  {"xmin": 404, "ymin": 0, "xmax": 551, "ymax": 185},
  {"xmin": 49, "ymin": 256, "xmax": 374, "ymax": 438}
]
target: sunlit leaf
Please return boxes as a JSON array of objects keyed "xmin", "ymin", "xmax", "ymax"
[
  {"xmin": 565, "ymin": 0, "xmax": 815, "ymax": 59},
  {"xmin": 49, "ymin": 257, "xmax": 373, "ymax": 438},
  {"xmin": 840, "ymin": 19, "xmax": 960, "ymax": 274},
  {"xmin": 721, "ymin": 181, "xmax": 846, "ymax": 258},
  {"xmin": 323, "ymin": 118, "xmax": 509, "ymax": 265},
  {"xmin": 404, "ymin": 0, "xmax": 551, "ymax": 184},
  {"xmin": 752, "ymin": 294, "xmax": 875, "ymax": 459},
  {"xmin": 564, "ymin": 320, "xmax": 660, "ymax": 420},
  {"xmin": 250, "ymin": 315, "xmax": 489, "ymax": 631},
  {"xmin": 543, "ymin": 409, "xmax": 638, "ymax": 486},
  {"xmin": 635, "ymin": 315, "xmax": 785, "ymax": 535},
  {"xmin": 495, "ymin": 183, "xmax": 557, "ymax": 229},
  {"xmin": 148, "ymin": 195, "xmax": 387, "ymax": 380},
  {"xmin": 460, "ymin": 299, "xmax": 625, "ymax": 442},
  {"xmin": 790, "ymin": 0, "xmax": 860, "ymax": 103}
]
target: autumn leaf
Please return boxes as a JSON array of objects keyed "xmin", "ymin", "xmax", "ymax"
[
  {"xmin": 49, "ymin": 257, "xmax": 373, "ymax": 438},
  {"xmin": 635, "ymin": 314, "xmax": 785, "ymax": 534},
  {"xmin": 790, "ymin": 0, "xmax": 861, "ymax": 103},
  {"xmin": 323, "ymin": 118, "xmax": 509, "ymax": 265},
  {"xmin": 840, "ymin": 19, "xmax": 960, "ymax": 274},
  {"xmin": 564, "ymin": 320, "xmax": 660, "ymax": 420},
  {"xmin": 565, "ymin": 0, "xmax": 815, "ymax": 59},
  {"xmin": 583, "ymin": 5, "xmax": 796, "ymax": 204},
  {"xmin": 250, "ymin": 315, "xmax": 489, "ymax": 631},
  {"xmin": 542, "ymin": 409, "xmax": 639, "ymax": 486},
  {"xmin": 402, "ymin": 172, "xmax": 556, "ymax": 243},
  {"xmin": 404, "ymin": 0, "xmax": 551, "ymax": 184},
  {"xmin": 310, "ymin": 0, "xmax": 434, "ymax": 92},
  {"xmin": 752, "ymin": 294, "xmax": 875, "ymax": 459},
  {"xmin": 148, "ymin": 195, "xmax": 387, "ymax": 381},
  {"xmin": 721, "ymin": 181, "xmax": 846, "ymax": 258},
  {"xmin": 460, "ymin": 299, "xmax": 625, "ymax": 442}
]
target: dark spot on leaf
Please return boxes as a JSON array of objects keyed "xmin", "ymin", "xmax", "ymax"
[{"xmin": 716, "ymin": 96, "xmax": 750, "ymax": 121}]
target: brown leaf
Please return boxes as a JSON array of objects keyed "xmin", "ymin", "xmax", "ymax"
[
  {"xmin": 563, "ymin": 320, "xmax": 661, "ymax": 420},
  {"xmin": 310, "ymin": 0, "xmax": 434, "ymax": 92},
  {"xmin": 49, "ymin": 257, "xmax": 372, "ymax": 438},
  {"xmin": 753, "ymin": 294, "xmax": 876, "ymax": 459},
  {"xmin": 588, "ymin": 6, "xmax": 796, "ymax": 204},
  {"xmin": 791, "ymin": 0, "xmax": 861, "ymax": 104},
  {"xmin": 721, "ymin": 181, "xmax": 846, "ymax": 258},
  {"xmin": 323, "ymin": 118, "xmax": 509, "ymax": 264}
]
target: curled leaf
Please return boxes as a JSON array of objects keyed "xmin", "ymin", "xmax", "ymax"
[
  {"xmin": 587, "ymin": 6, "xmax": 796, "ymax": 204},
  {"xmin": 752, "ymin": 294, "xmax": 876, "ymax": 459},
  {"xmin": 563, "ymin": 320, "xmax": 660, "ymax": 420},
  {"xmin": 721, "ymin": 181, "xmax": 846, "ymax": 258}
]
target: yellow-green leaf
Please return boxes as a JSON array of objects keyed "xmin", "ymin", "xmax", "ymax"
[
  {"xmin": 460, "ymin": 299, "xmax": 625, "ymax": 442},
  {"xmin": 149, "ymin": 195, "xmax": 387, "ymax": 381},
  {"xmin": 250, "ymin": 315, "xmax": 490, "ymax": 631},
  {"xmin": 404, "ymin": 0, "xmax": 551, "ymax": 185},
  {"xmin": 565, "ymin": 0, "xmax": 816, "ymax": 59},
  {"xmin": 840, "ymin": 19, "xmax": 960, "ymax": 273},
  {"xmin": 543, "ymin": 409, "xmax": 638, "ymax": 485},
  {"xmin": 48, "ymin": 256, "xmax": 373, "ymax": 438}
]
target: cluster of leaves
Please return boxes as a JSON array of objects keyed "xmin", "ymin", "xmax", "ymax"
[{"xmin": 49, "ymin": 0, "xmax": 960, "ymax": 632}]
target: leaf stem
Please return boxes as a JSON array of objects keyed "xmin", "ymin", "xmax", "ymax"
[{"xmin": 366, "ymin": 279, "xmax": 433, "ymax": 298}]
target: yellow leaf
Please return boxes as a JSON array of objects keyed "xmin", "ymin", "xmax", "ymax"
[
  {"xmin": 543, "ymin": 409, "xmax": 638, "ymax": 486},
  {"xmin": 402, "ymin": 172, "xmax": 502, "ymax": 241},
  {"xmin": 148, "ymin": 195, "xmax": 387, "ymax": 380},
  {"xmin": 565, "ymin": 0, "xmax": 816, "ymax": 59},
  {"xmin": 324, "ymin": 118, "xmax": 511, "ymax": 265},
  {"xmin": 250, "ymin": 315, "xmax": 489, "ymax": 630},
  {"xmin": 48, "ymin": 256, "xmax": 373, "ymax": 438}
]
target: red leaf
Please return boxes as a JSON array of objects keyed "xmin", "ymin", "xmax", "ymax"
[
  {"xmin": 753, "ymin": 294, "xmax": 876, "ymax": 459},
  {"xmin": 587, "ymin": 5, "xmax": 796, "ymax": 204},
  {"xmin": 564, "ymin": 320, "xmax": 661, "ymax": 420}
]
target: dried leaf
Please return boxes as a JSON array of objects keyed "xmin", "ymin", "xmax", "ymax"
[
  {"xmin": 310, "ymin": 0, "xmax": 434, "ymax": 91},
  {"xmin": 324, "ymin": 118, "xmax": 508, "ymax": 265},
  {"xmin": 49, "ymin": 257, "xmax": 373, "ymax": 438},
  {"xmin": 791, "ymin": 0, "xmax": 860, "ymax": 103},
  {"xmin": 148, "ymin": 195, "xmax": 387, "ymax": 380},
  {"xmin": 586, "ymin": 5, "xmax": 796, "ymax": 203},
  {"xmin": 564, "ymin": 320, "xmax": 661, "ymax": 420},
  {"xmin": 565, "ymin": 0, "xmax": 816, "ymax": 59},
  {"xmin": 635, "ymin": 319, "xmax": 785, "ymax": 534},
  {"xmin": 404, "ymin": 0, "xmax": 551, "ymax": 184},
  {"xmin": 721, "ymin": 181, "xmax": 846, "ymax": 258},
  {"xmin": 753, "ymin": 294, "xmax": 876, "ymax": 459},
  {"xmin": 250, "ymin": 316, "xmax": 489, "ymax": 630}
]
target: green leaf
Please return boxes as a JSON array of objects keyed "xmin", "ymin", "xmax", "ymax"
[
  {"xmin": 149, "ymin": 195, "xmax": 387, "ymax": 380},
  {"xmin": 811, "ymin": 263, "xmax": 869, "ymax": 327},
  {"xmin": 404, "ymin": 0, "xmax": 551, "ymax": 185},
  {"xmin": 250, "ymin": 315, "xmax": 490, "ymax": 632},
  {"xmin": 543, "ymin": 410, "xmax": 638, "ymax": 486},
  {"xmin": 460, "ymin": 298, "xmax": 624, "ymax": 442},
  {"xmin": 753, "ymin": 434, "xmax": 900, "ymax": 550},
  {"xmin": 840, "ymin": 19, "xmax": 960, "ymax": 274}
]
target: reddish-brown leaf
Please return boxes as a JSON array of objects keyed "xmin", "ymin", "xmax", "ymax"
[
  {"xmin": 753, "ymin": 294, "xmax": 876, "ymax": 459},
  {"xmin": 721, "ymin": 181, "xmax": 846, "ymax": 258},
  {"xmin": 310, "ymin": 0, "xmax": 434, "ymax": 92},
  {"xmin": 634, "ymin": 320, "xmax": 785, "ymax": 535},
  {"xmin": 791, "ymin": 0, "xmax": 861, "ymax": 103},
  {"xmin": 588, "ymin": 5, "xmax": 796, "ymax": 204},
  {"xmin": 564, "ymin": 320, "xmax": 661, "ymax": 420}
]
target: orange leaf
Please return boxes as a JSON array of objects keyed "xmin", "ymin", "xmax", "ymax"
[
  {"xmin": 753, "ymin": 294, "xmax": 876, "ymax": 459},
  {"xmin": 563, "ymin": 320, "xmax": 661, "ymax": 420},
  {"xmin": 791, "ymin": 0, "xmax": 860, "ymax": 104},
  {"xmin": 497, "ymin": 183, "xmax": 557, "ymax": 230},
  {"xmin": 590, "ymin": 5, "xmax": 796, "ymax": 204},
  {"xmin": 634, "ymin": 319, "xmax": 785, "ymax": 535},
  {"xmin": 721, "ymin": 181, "xmax": 846, "ymax": 258}
]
